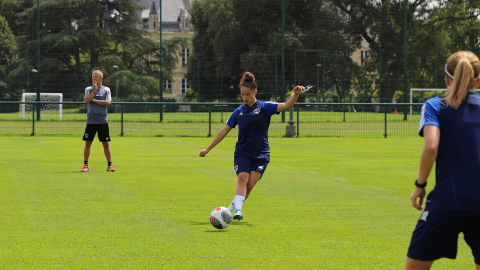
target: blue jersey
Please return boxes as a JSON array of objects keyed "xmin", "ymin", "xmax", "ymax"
[
  {"xmin": 226, "ymin": 100, "xmax": 279, "ymax": 161},
  {"xmin": 419, "ymin": 93, "xmax": 480, "ymax": 212}
]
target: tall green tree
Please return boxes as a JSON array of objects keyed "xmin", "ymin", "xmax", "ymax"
[
  {"xmin": 0, "ymin": 14, "xmax": 17, "ymax": 100},
  {"xmin": 331, "ymin": 0, "xmax": 480, "ymax": 102},
  {"xmin": 188, "ymin": 0, "xmax": 360, "ymax": 102},
  {"xmin": 0, "ymin": 0, "xmax": 189, "ymax": 101},
  {"xmin": 0, "ymin": 15, "xmax": 16, "ymax": 73}
]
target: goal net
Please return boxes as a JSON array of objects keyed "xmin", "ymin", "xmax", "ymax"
[
  {"xmin": 20, "ymin": 93, "xmax": 63, "ymax": 120},
  {"xmin": 410, "ymin": 88, "xmax": 480, "ymax": 115}
]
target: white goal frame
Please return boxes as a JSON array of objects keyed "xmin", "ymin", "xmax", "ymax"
[
  {"xmin": 409, "ymin": 88, "xmax": 480, "ymax": 115},
  {"xmin": 20, "ymin": 93, "xmax": 63, "ymax": 120}
]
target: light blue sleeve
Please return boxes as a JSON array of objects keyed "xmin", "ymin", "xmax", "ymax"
[
  {"xmin": 84, "ymin": 87, "xmax": 93, "ymax": 99},
  {"xmin": 419, "ymin": 97, "xmax": 441, "ymax": 137},
  {"xmin": 226, "ymin": 107, "xmax": 241, "ymax": 128},
  {"xmin": 105, "ymin": 87, "xmax": 111, "ymax": 101},
  {"xmin": 261, "ymin": 101, "xmax": 280, "ymax": 115}
]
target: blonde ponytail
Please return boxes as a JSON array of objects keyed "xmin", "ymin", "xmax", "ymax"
[{"xmin": 442, "ymin": 51, "xmax": 480, "ymax": 109}]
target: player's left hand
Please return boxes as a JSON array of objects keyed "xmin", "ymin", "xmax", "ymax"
[
  {"xmin": 410, "ymin": 187, "xmax": 426, "ymax": 211},
  {"xmin": 293, "ymin": 85, "xmax": 305, "ymax": 95}
]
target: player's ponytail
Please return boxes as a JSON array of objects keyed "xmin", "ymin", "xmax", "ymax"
[
  {"xmin": 239, "ymin": 72, "xmax": 257, "ymax": 90},
  {"xmin": 442, "ymin": 51, "xmax": 480, "ymax": 109}
]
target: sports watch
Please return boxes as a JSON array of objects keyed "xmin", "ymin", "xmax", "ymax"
[{"xmin": 415, "ymin": 178, "xmax": 427, "ymax": 188}]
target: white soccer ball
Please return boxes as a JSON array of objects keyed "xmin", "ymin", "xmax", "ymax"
[{"xmin": 210, "ymin": 207, "xmax": 232, "ymax": 229}]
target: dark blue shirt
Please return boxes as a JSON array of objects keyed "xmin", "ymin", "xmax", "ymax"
[
  {"xmin": 226, "ymin": 100, "xmax": 279, "ymax": 161},
  {"xmin": 419, "ymin": 92, "xmax": 480, "ymax": 212}
]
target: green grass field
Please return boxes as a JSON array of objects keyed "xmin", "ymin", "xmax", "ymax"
[{"xmin": 0, "ymin": 137, "xmax": 475, "ymax": 269}]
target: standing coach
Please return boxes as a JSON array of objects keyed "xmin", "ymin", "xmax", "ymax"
[{"xmin": 81, "ymin": 70, "xmax": 115, "ymax": 172}]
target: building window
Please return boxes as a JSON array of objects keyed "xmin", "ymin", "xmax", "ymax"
[
  {"xmin": 182, "ymin": 48, "xmax": 190, "ymax": 67},
  {"xmin": 361, "ymin": 50, "xmax": 369, "ymax": 65},
  {"xmin": 164, "ymin": 80, "xmax": 171, "ymax": 90},
  {"xmin": 182, "ymin": 78, "xmax": 189, "ymax": 94},
  {"xmin": 154, "ymin": 21, "xmax": 156, "ymax": 29},
  {"xmin": 185, "ymin": 22, "xmax": 189, "ymax": 30}
]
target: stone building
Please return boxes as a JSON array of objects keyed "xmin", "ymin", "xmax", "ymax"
[{"xmin": 135, "ymin": 0, "xmax": 193, "ymax": 101}]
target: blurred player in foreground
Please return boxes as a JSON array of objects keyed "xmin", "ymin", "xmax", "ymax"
[{"xmin": 406, "ymin": 51, "xmax": 480, "ymax": 270}]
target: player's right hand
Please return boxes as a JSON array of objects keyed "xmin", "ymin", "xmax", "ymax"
[{"xmin": 199, "ymin": 149, "xmax": 209, "ymax": 157}]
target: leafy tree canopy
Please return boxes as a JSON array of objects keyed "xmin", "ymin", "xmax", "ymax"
[{"xmin": 0, "ymin": 0, "xmax": 190, "ymax": 101}]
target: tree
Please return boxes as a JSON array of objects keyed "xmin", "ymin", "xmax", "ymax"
[
  {"xmin": 0, "ymin": 14, "xmax": 18, "ymax": 100},
  {"xmin": 0, "ymin": 15, "xmax": 16, "ymax": 73},
  {"xmin": 0, "ymin": 0, "xmax": 189, "ymax": 101},
  {"xmin": 188, "ymin": 0, "xmax": 360, "ymax": 102},
  {"xmin": 331, "ymin": 0, "xmax": 480, "ymax": 103}
]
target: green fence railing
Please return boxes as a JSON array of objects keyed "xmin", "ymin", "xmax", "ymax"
[{"xmin": 0, "ymin": 102, "xmax": 423, "ymax": 138}]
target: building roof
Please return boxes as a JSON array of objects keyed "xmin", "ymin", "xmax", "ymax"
[
  {"xmin": 149, "ymin": 0, "xmax": 157, "ymax": 15},
  {"xmin": 135, "ymin": 0, "xmax": 191, "ymax": 22}
]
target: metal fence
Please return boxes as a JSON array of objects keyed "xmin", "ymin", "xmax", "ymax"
[{"xmin": 0, "ymin": 102, "xmax": 423, "ymax": 138}]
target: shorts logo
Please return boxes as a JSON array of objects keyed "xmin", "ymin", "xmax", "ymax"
[
  {"xmin": 105, "ymin": 137, "xmax": 109, "ymax": 140},
  {"xmin": 234, "ymin": 165, "xmax": 238, "ymax": 172},
  {"xmin": 258, "ymin": 166, "xmax": 263, "ymax": 171},
  {"xmin": 239, "ymin": 112, "xmax": 243, "ymax": 116},
  {"xmin": 84, "ymin": 133, "xmax": 89, "ymax": 138},
  {"xmin": 420, "ymin": 211, "xmax": 429, "ymax": 221},
  {"xmin": 254, "ymin": 108, "xmax": 260, "ymax": 114}
]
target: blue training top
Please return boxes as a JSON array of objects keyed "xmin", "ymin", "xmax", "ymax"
[
  {"xmin": 226, "ymin": 100, "xmax": 279, "ymax": 161},
  {"xmin": 419, "ymin": 92, "xmax": 480, "ymax": 212}
]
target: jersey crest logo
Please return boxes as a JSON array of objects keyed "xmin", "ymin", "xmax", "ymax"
[
  {"xmin": 239, "ymin": 112, "xmax": 243, "ymax": 116},
  {"xmin": 254, "ymin": 108, "xmax": 260, "ymax": 114},
  {"xmin": 420, "ymin": 211, "xmax": 429, "ymax": 221}
]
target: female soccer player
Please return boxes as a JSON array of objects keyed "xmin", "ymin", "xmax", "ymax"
[
  {"xmin": 199, "ymin": 72, "xmax": 305, "ymax": 220},
  {"xmin": 406, "ymin": 51, "xmax": 480, "ymax": 270}
]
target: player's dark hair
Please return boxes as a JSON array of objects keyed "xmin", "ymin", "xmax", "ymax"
[
  {"xmin": 239, "ymin": 72, "xmax": 257, "ymax": 90},
  {"xmin": 442, "ymin": 51, "xmax": 480, "ymax": 109}
]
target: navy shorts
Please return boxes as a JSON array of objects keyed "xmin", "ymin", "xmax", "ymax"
[
  {"xmin": 407, "ymin": 210, "xmax": 480, "ymax": 264},
  {"xmin": 234, "ymin": 155, "xmax": 268, "ymax": 178},
  {"xmin": 82, "ymin": 124, "xmax": 111, "ymax": 142}
]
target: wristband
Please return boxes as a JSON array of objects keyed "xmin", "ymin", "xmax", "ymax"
[
  {"xmin": 415, "ymin": 178, "xmax": 427, "ymax": 188},
  {"xmin": 93, "ymin": 99, "xmax": 96, "ymax": 103}
]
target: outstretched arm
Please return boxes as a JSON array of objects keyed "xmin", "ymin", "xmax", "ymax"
[
  {"xmin": 277, "ymin": 85, "xmax": 305, "ymax": 112},
  {"xmin": 410, "ymin": 124, "xmax": 440, "ymax": 210},
  {"xmin": 199, "ymin": 124, "xmax": 233, "ymax": 157}
]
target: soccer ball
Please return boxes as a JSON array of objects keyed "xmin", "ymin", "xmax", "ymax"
[{"xmin": 210, "ymin": 207, "xmax": 232, "ymax": 229}]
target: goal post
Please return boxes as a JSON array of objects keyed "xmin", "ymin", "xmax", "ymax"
[
  {"xmin": 20, "ymin": 93, "xmax": 63, "ymax": 120},
  {"xmin": 410, "ymin": 88, "xmax": 480, "ymax": 115},
  {"xmin": 410, "ymin": 88, "xmax": 445, "ymax": 115}
]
